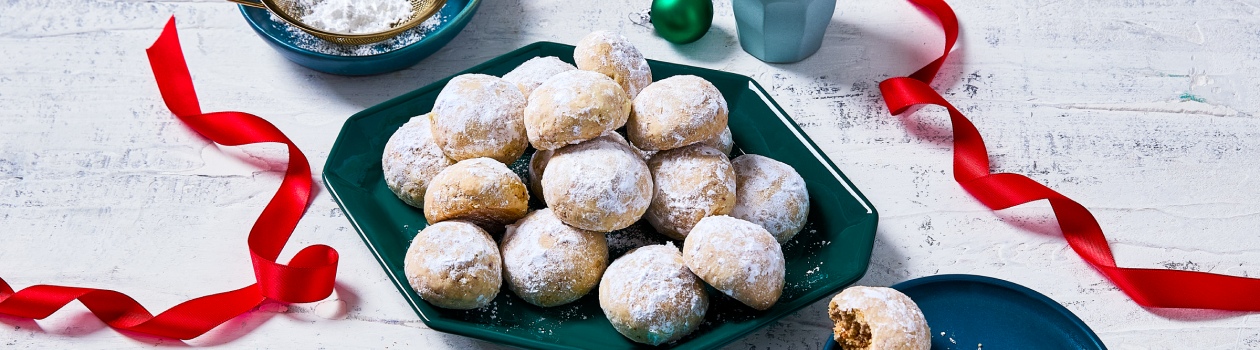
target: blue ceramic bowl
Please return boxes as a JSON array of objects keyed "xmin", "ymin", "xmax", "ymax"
[{"xmin": 238, "ymin": 0, "xmax": 480, "ymax": 76}]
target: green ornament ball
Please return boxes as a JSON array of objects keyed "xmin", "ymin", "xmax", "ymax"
[{"xmin": 651, "ymin": 0, "xmax": 714, "ymax": 44}]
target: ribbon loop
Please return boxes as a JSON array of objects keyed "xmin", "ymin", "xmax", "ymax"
[
  {"xmin": 0, "ymin": 16, "xmax": 337, "ymax": 339},
  {"xmin": 885, "ymin": 0, "xmax": 1260, "ymax": 311}
]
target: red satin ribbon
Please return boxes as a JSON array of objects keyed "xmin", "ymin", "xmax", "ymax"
[
  {"xmin": 0, "ymin": 17, "xmax": 338, "ymax": 339},
  {"xmin": 883, "ymin": 0, "xmax": 1260, "ymax": 310}
]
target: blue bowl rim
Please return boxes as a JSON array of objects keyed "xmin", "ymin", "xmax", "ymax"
[
  {"xmin": 822, "ymin": 274, "xmax": 1106, "ymax": 349},
  {"xmin": 237, "ymin": 0, "xmax": 482, "ymax": 60}
]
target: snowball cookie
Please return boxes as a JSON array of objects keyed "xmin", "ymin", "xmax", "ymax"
[
  {"xmin": 431, "ymin": 74, "xmax": 528, "ymax": 164},
  {"xmin": 627, "ymin": 75, "xmax": 729, "ymax": 151},
  {"xmin": 682, "ymin": 216, "xmax": 784, "ymax": 310},
  {"xmin": 501, "ymin": 209, "xmax": 609, "ymax": 307},
  {"xmin": 502, "ymin": 56, "xmax": 576, "ymax": 99},
  {"xmin": 403, "ymin": 221, "xmax": 502, "ymax": 310},
  {"xmin": 529, "ymin": 132, "xmax": 647, "ymax": 203},
  {"xmin": 730, "ymin": 154, "xmax": 810, "ymax": 243},
  {"xmin": 645, "ymin": 144, "xmax": 737, "ymax": 239},
  {"xmin": 828, "ymin": 286, "xmax": 930, "ymax": 350},
  {"xmin": 574, "ymin": 31, "xmax": 653, "ymax": 99},
  {"xmin": 542, "ymin": 135, "xmax": 653, "ymax": 231},
  {"xmin": 424, "ymin": 158, "xmax": 530, "ymax": 228},
  {"xmin": 524, "ymin": 70, "xmax": 632, "ymax": 150},
  {"xmin": 382, "ymin": 113, "xmax": 455, "ymax": 207},
  {"xmin": 700, "ymin": 126, "xmax": 734, "ymax": 156},
  {"xmin": 599, "ymin": 243, "xmax": 708, "ymax": 345}
]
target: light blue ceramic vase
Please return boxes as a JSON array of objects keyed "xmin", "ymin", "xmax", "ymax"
[{"xmin": 733, "ymin": 0, "xmax": 836, "ymax": 63}]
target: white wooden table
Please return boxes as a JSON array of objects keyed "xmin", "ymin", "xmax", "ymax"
[{"xmin": 3, "ymin": 0, "xmax": 1259, "ymax": 348}]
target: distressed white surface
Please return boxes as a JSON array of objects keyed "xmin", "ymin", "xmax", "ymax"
[{"xmin": 2, "ymin": 0, "xmax": 1260, "ymax": 348}]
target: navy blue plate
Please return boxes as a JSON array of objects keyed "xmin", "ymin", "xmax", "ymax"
[{"xmin": 824, "ymin": 274, "xmax": 1105, "ymax": 350}]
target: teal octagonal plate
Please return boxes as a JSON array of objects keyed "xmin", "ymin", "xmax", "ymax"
[{"xmin": 323, "ymin": 42, "xmax": 879, "ymax": 349}]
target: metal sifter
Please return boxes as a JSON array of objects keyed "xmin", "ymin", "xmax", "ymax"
[{"xmin": 230, "ymin": 0, "xmax": 446, "ymax": 45}]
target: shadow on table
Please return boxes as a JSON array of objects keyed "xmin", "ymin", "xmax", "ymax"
[
  {"xmin": 856, "ymin": 227, "xmax": 913, "ymax": 287},
  {"xmin": 0, "ymin": 308, "xmax": 186, "ymax": 347},
  {"xmin": 768, "ymin": 16, "xmax": 968, "ymax": 112},
  {"xmin": 1143, "ymin": 307, "xmax": 1252, "ymax": 322},
  {"xmin": 668, "ymin": 26, "xmax": 739, "ymax": 64},
  {"xmin": 187, "ymin": 283, "xmax": 359, "ymax": 346}
]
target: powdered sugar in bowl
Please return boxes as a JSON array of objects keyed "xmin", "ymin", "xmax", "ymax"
[{"xmin": 239, "ymin": 0, "xmax": 481, "ymax": 76}]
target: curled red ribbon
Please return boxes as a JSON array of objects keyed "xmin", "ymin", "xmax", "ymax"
[
  {"xmin": 0, "ymin": 17, "xmax": 338, "ymax": 339},
  {"xmin": 883, "ymin": 0, "xmax": 1260, "ymax": 310}
]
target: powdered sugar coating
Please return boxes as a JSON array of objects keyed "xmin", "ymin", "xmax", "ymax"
[
  {"xmin": 403, "ymin": 221, "xmax": 501, "ymax": 310},
  {"xmin": 828, "ymin": 286, "xmax": 930, "ymax": 350},
  {"xmin": 683, "ymin": 216, "xmax": 784, "ymax": 310},
  {"xmin": 299, "ymin": 0, "xmax": 413, "ymax": 34},
  {"xmin": 502, "ymin": 56, "xmax": 577, "ymax": 99},
  {"xmin": 542, "ymin": 135, "xmax": 653, "ymax": 232},
  {"xmin": 645, "ymin": 144, "xmax": 736, "ymax": 239},
  {"xmin": 599, "ymin": 243, "xmax": 708, "ymax": 345},
  {"xmin": 424, "ymin": 157, "xmax": 530, "ymax": 230},
  {"xmin": 627, "ymin": 75, "xmax": 729, "ymax": 151},
  {"xmin": 431, "ymin": 74, "xmax": 528, "ymax": 164},
  {"xmin": 382, "ymin": 113, "xmax": 454, "ymax": 207},
  {"xmin": 524, "ymin": 70, "xmax": 631, "ymax": 150},
  {"xmin": 602, "ymin": 131, "xmax": 653, "ymax": 161},
  {"xmin": 730, "ymin": 154, "xmax": 810, "ymax": 243},
  {"xmin": 574, "ymin": 31, "xmax": 652, "ymax": 99},
  {"xmin": 530, "ymin": 132, "xmax": 646, "ymax": 204},
  {"xmin": 501, "ymin": 209, "xmax": 608, "ymax": 307},
  {"xmin": 699, "ymin": 126, "xmax": 734, "ymax": 156}
]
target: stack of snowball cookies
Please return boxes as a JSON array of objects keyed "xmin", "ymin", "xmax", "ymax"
[{"xmin": 381, "ymin": 31, "xmax": 814, "ymax": 346}]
